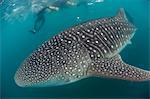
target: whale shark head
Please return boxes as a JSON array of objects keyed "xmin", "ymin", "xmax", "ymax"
[
  {"xmin": 14, "ymin": 41, "xmax": 92, "ymax": 87},
  {"xmin": 14, "ymin": 8, "xmax": 147, "ymax": 88}
]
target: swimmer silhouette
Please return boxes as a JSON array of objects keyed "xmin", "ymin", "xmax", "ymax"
[
  {"xmin": 30, "ymin": 0, "xmax": 73, "ymax": 34},
  {"xmin": 30, "ymin": 7, "xmax": 48, "ymax": 33}
]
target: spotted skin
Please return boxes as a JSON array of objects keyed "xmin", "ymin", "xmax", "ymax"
[
  {"xmin": 15, "ymin": 38, "xmax": 91, "ymax": 87},
  {"xmin": 14, "ymin": 8, "xmax": 150, "ymax": 87},
  {"xmin": 87, "ymin": 55, "xmax": 150, "ymax": 81}
]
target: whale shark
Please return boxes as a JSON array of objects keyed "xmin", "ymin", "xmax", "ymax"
[{"xmin": 14, "ymin": 8, "xmax": 150, "ymax": 87}]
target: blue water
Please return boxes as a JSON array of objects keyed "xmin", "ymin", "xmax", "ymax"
[{"xmin": 1, "ymin": 0, "xmax": 150, "ymax": 98}]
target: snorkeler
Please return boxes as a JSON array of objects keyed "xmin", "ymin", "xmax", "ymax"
[
  {"xmin": 30, "ymin": 0, "xmax": 74, "ymax": 34},
  {"xmin": 30, "ymin": 7, "xmax": 47, "ymax": 33}
]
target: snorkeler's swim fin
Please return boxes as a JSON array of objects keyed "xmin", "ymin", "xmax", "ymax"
[{"xmin": 29, "ymin": 29, "xmax": 36, "ymax": 34}]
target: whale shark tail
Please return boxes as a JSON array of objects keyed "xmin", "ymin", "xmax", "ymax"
[{"xmin": 87, "ymin": 55, "xmax": 150, "ymax": 82}]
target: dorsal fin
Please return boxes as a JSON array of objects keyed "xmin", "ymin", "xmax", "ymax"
[{"xmin": 115, "ymin": 8, "xmax": 128, "ymax": 21}]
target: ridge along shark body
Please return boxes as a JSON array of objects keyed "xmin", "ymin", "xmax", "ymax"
[{"xmin": 14, "ymin": 8, "xmax": 150, "ymax": 87}]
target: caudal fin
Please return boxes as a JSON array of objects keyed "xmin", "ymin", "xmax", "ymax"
[{"xmin": 87, "ymin": 55, "xmax": 150, "ymax": 82}]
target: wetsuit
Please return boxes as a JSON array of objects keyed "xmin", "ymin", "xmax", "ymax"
[
  {"xmin": 30, "ymin": 0, "xmax": 71, "ymax": 33},
  {"xmin": 30, "ymin": 7, "xmax": 48, "ymax": 33}
]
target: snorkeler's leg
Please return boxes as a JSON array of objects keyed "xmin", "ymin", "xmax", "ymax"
[
  {"xmin": 29, "ymin": 18, "xmax": 39, "ymax": 33},
  {"xmin": 36, "ymin": 16, "xmax": 45, "ymax": 32},
  {"xmin": 30, "ymin": 14, "xmax": 46, "ymax": 33},
  {"xmin": 30, "ymin": 7, "xmax": 48, "ymax": 34}
]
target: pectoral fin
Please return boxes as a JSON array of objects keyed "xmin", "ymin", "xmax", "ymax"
[{"xmin": 87, "ymin": 55, "xmax": 150, "ymax": 81}]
